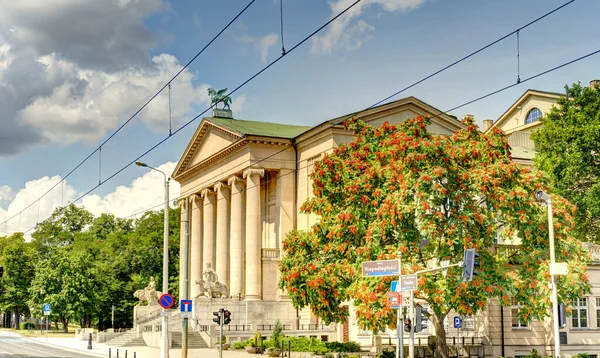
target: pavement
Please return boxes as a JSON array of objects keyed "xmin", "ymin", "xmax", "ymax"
[{"xmin": 0, "ymin": 330, "xmax": 251, "ymax": 358}]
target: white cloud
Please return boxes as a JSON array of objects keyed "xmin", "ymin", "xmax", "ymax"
[
  {"xmin": 235, "ymin": 32, "xmax": 279, "ymax": 63},
  {"xmin": 0, "ymin": 162, "xmax": 181, "ymax": 238},
  {"xmin": 0, "ymin": 0, "xmax": 213, "ymax": 155},
  {"xmin": 311, "ymin": 0, "xmax": 425, "ymax": 54}
]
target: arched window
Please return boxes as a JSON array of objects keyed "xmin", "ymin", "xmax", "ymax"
[{"xmin": 525, "ymin": 108, "xmax": 542, "ymax": 124}]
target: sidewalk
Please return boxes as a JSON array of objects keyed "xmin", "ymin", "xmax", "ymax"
[{"xmin": 26, "ymin": 335, "xmax": 252, "ymax": 358}]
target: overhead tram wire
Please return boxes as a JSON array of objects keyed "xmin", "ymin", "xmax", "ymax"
[
  {"xmin": 15, "ymin": 0, "xmax": 366, "ymax": 235},
  {"xmin": 7, "ymin": 0, "xmax": 574, "ymax": 232},
  {"xmin": 14, "ymin": 0, "xmax": 587, "ymax": 235},
  {"xmin": 368, "ymin": 0, "xmax": 576, "ymax": 110},
  {"xmin": 0, "ymin": 0, "xmax": 257, "ymax": 229},
  {"xmin": 83, "ymin": 46, "xmax": 600, "ymax": 228}
]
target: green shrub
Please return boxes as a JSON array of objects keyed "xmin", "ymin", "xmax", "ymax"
[
  {"xmin": 232, "ymin": 340, "xmax": 248, "ymax": 350},
  {"xmin": 379, "ymin": 351, "xmax": 395, "ymax": 358},
  {"xmin": 325, "ymin": 341, "xmax": 362, "ymax": 352},
  {"xmin": 574, "ymin": 354, "xmax": 591, "ymax": 358},
  {"xmin": 20, "ymin": 322, "xmax": 36, "ymax": 330},
  {"xmin": 272, "ymin": 319, "xmax": 285, "ymax": 346}
]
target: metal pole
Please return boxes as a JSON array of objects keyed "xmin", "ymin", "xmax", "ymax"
[
  {"xmin": 548, "ymin": 199, "xmax": 560, "ymax": 358},
  {"xmin": 182, "ymin": 196, "xmax": 190, "ymax": 358},
  {"xmin": 409, "ymin": 290, "xmax": 414, "ymax": 358},
  {"xmin": 397, "ymin": 253, "xmax": 403, "ymax": 358},
  {"xmin": 457, "ymin": 318, "xmax": 461, "ymax": 358},
  {"xmin": 219, "ymin": 310, "xmax": 224, "ymax": 358},
  {"xmin": 161, "ymin": 176, "xmax": 170, "ymax": 358},
  {"xmin": 46, "ymin": 315, "xmax": 48, "ymax": 342}
]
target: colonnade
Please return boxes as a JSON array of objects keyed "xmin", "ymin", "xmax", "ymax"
[{"xmin": 179, "ymin": 167, "xmax": 265, "ymax": 301}]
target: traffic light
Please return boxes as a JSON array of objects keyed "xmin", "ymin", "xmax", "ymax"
[
  {"xmin": 462, "ymin": 248, "xmax": 480, "ymax": 282},
  {"xmin": 404, "ymin": 318, "xmax": 411, "ymax": 332},
  {"xmin": 213, "ymin": 310, "xmax": 222, "ymax": 325},
  {"xmin": 558, "ymin": 303, "xmax": 567, "ymax": 328},
  {"xmin": 0, "ymin": 266, "xmax": 3, "ymax": 278},
  {"xmin": 415, "ymin": 306, "xmax": 423, "ymax": 333},
  {"xmin": 223, "ymin": 309, "xmax": 232, "ymax": 325}
]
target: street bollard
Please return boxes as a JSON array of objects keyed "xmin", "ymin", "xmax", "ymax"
[
  {"xmin": 88, "ymin": 333, "xmax": 93, "ymax": 350},
  {"xmin": 125, "ymin": 350, "xmax": 127, "ymax": 358},
  {"xmin": 117, "ymin": 349, "xmax": 119, "ymax": 358},
  {"xmin": 109, "ymin": 348, "xmax": 111, "ymax": 358},
  {"xmin": 134, "ymin": 352, "xmax": 136, "ymax": 358}
]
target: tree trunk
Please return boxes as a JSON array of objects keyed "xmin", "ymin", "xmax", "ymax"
[
  {"xmin": 61, "ymin": 317, "xmax": 69, "ymax": 333},
  {"xmin": 14, "ymin": 311, "xmax": 20, "ymax": 330},
  {"xmin": 431, "ymin": 313, "xmax": 449, "ymax": 358}
]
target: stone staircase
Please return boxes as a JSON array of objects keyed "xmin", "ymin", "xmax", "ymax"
[
  {"xmin": 171, "ymin": 331, "xmax": 209, "ymax": 349},
  {"xmin": 104, "ymin": 331, "xmax": 147, "ymax": 347}
]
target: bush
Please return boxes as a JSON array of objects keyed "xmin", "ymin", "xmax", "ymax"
[
  {"xmin": 232, "ymin": 340, "xmax": 248, "ymax": 350},
  {"xmin": 272, "ymin": 319, "xmax": 285, "ymax": 346},
  {"xmin": 325, "ymin": 341, "xmax": 362, "ymax": 352},
  {"xmin": 20, "ymin": 322, "xmax": 36, "ymax": 330},
  {"xmin": 379, "ymin": 351, "xmax": 395, "ymax": 358}
]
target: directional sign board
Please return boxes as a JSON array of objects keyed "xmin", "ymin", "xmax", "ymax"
[
  {"xmin": 391, "ymin": 274, "xmax": 418, "ymax": 292},
  {"xmin": 361, "ymin": 259, "xmax": 399, "ymax": 277},
  {"xmin": 386, "ymin": 292, "xmax": 402, "ymax": 309},
  {"xmin": 159, "ymin": 293, "xmax": 175, "ymax": 309},
  {"xmin": 43, "ymin": 304, "xmax": 51, "ymax": 316},
  {"xmin": 454, "ymin": 316, "xmax": 462, "ymax": 329},
  {"xmin": 180, "ymin": 299, "xmax": 192, "ymax": 318}
]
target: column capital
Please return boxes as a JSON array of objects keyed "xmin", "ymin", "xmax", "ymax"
[
  {"xmin": 227, "ymin": 176, "xmax": 244, "ymax": 187},
  {"xmin": 177, "ymin": 198, "xmax": 188, "ymax": 210},
  {"xmin": 214, "ymin": 182, "xmax": 230, "ymax": 193},
  {"xmin": 190, "ymin": 193, "xmax": 202, "ymax": 205},
  {"xmin": 243, "ymin": 167, "xmax": 265, "ymax": 179},
  {"xmin": 200, "ymin": 188, "xmax": 215, "ymax": 198}
]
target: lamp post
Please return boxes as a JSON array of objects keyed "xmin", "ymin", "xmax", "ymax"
[
  {"xmin": 535, "ymin": 190, "xmax": 560, "ymax": 358},
  {"xmin": 136, "ymin": 161, "xmax": 170, "ymax": 358}
]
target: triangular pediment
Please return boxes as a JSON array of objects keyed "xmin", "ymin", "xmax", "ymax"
[{"xmin": 172, "ymin": 119, "xmax": 243, "ymax": 179}]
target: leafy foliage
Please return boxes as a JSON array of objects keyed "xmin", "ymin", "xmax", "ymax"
[
  {"xmin": 280, "ymin": 116, "xmax": 590, "ymax": 357},
  {"xmin": 531, "ymin": 82, "xmax": 600, "ymax": 243}
]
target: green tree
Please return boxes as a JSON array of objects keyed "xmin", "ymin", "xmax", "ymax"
[
  {"xmin": 531, "ymin": 82, "xmax": 600, "ymax": 243},
  {"xmin": 0, "ymin": 233, "xmax": 37, "ymax": 329},
  {"xmin": 29, "ymin": 246, "xmax": 100, "ymax": 332},
  {"xmin": 31, "ymin": 204, "xmax": 93, "ymax": 252},
  {"xmin": 279, "ymin": 116, "xmax": 590, "ymax": 358}
]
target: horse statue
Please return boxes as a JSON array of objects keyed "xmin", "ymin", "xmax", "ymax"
[
  {"xmin": 208, "ymin": 87, "xmax": 232, "ymax": 110},
  {"xmin": 133, "ymin": 289, "xmax": 163, "ymax": 306}
]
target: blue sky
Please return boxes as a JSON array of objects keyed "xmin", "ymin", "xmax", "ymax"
[{"xmin": 1, "ymin": 0, "xmax": 599, "ymax": 235}]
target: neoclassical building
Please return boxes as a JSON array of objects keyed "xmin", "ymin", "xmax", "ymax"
[{"xmin": 171, "ymin": 97, "xmax": 463, "ymax": 334}]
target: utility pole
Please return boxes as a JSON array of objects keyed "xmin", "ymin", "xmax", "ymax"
[
  {"xmin": 182, "ymin": 196, "xmax": 190, "ymax": 358},
  {"xmin": 396, "ymin": 253, "xmax": 403, "ymax": 358},
  {"xmin": 409, "ymin": 290, "xmax": 414, "ymax": 358}
]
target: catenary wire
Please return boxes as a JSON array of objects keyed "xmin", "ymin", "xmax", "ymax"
[
  {"xmin": 0, "ymin": 0, "xmax": 257, "ymax": 229},
  {"xmin": 4, "ymin": 0, "xmax": 574, "ymax": 232},
  {"xmin": 52, "ymin": 46, "xmax": 600, "ymax": 230}
]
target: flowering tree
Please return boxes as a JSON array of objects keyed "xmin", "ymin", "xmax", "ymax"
[{"xmin": 279, "ymin": 116, "xmax": 590, "ymax": 358}]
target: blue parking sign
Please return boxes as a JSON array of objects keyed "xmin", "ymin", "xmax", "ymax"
[{"xmin": 453, "ymin": 316, "xmax": 461, "ymax": 329}]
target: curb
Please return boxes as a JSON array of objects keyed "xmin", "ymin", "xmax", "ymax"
[{"xmin": 20, "ymin": 335, "xmax": 108, "ymax": 358}]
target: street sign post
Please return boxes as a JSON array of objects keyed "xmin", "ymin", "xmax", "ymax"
[
  {"xmin": 454, "ymin": 316, "xmax": 462, "ymax": 329},
  {"xmin": 180, "ymin": 299, "xmax": 192, "ymax": 318},
  {"xmin": 43, "ymin": 304, "xmax": 51, "ymax": 316},
  {"xmin": 159, "ymin": 293, "xmax": 175, "ymax": 309},
  {"xmin": 454, "ymin": 316, "xmax": 462, "ymax": 357},
  {"xmin": 391, "ymin": 274, "xmax": 418, "ymax": 292},
  {"xmin": 361, "ymin": 259, "xmax": 399, "ymax": 277},
  {"xmin": 386, "ymin": 292, "xmax": 402, "ymax": 309}
]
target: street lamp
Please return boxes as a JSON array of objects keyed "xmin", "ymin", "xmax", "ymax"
[
  {"xmin": 136, "ymin": 161, "xmax": 170, "ymax": 358},
  {"xmin": 535, "ymin": 190, "xmax": 560, "ymax": 358}
]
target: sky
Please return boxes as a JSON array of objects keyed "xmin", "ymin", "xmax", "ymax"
[{"xmin": 1, "ymin": 0, "xmax": 599, "ymax": 237}]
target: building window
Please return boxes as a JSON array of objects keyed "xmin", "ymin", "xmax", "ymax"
[
  {"xmin": 525, "ymin": 108, "xmax": 542, "ymax": 124},
  {"xmin": 596, "ymin": 298, "xmax": 600, "ymax": 328},
  {"xmin": 511, "ymin": 298, "xmax": 528, "ymax": 329},
  {"xmin": 572, "ymin": 298, "xmax": 588, "ymax": 328}
]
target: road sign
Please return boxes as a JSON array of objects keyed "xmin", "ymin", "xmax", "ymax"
[
  {"xmin": 390, "ymin": 274, "xmax": 418, "ymax": 292},
  {"xmin": 361, "ymin": 259, "xmax": 399, "ymax": 277},
  {"xmin": 454, "ymin": 316, "xmax": 462, "ymax": 329},
  {"xmin": 401, "ymin": 274, "xmax": 417, "ymax": 291},
  {"xmin": 43, "ymin": 304, "xmax": 51, "ymax": 316},
  {"xmin": 158, "ymin": 293, "xmax": 174, "ymax": 309},
  {"xmin": 180, "ymin": 299, "xmax": 192, "ymax": 312},
  {"xmin": 387, "ymin": 292, "xmax": 402, "ymax": 309}
]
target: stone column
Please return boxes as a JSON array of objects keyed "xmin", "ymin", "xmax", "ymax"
[
  {"xmin": 276, "ymin": 169, "xmax": 295, "ymax": 300},
  {"xmin": 228, "ymin": 176, "xmax": 245, "ymax": 299},
  {"xmin": 201, "ymin": 188, "xmax": 217, "ymax": 276},
  {"xmin": 243, "ymin": 167, "xmax": 264, "ymax": 301},
  {"xmin": 214, "ymin": 182, "xmax": 230, "ymax": 290},
  {"xmin": 190, "ymin": 194, "xmax": 203, "ymax": 300},
  {"xmin": 178, "ymin": 199, "xmax": 188, "ymax": 300}
]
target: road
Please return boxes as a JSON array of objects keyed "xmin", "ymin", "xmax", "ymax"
[{"xmin": 0, "ymin": 332, "xmax": 97, "ymax": 358}]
